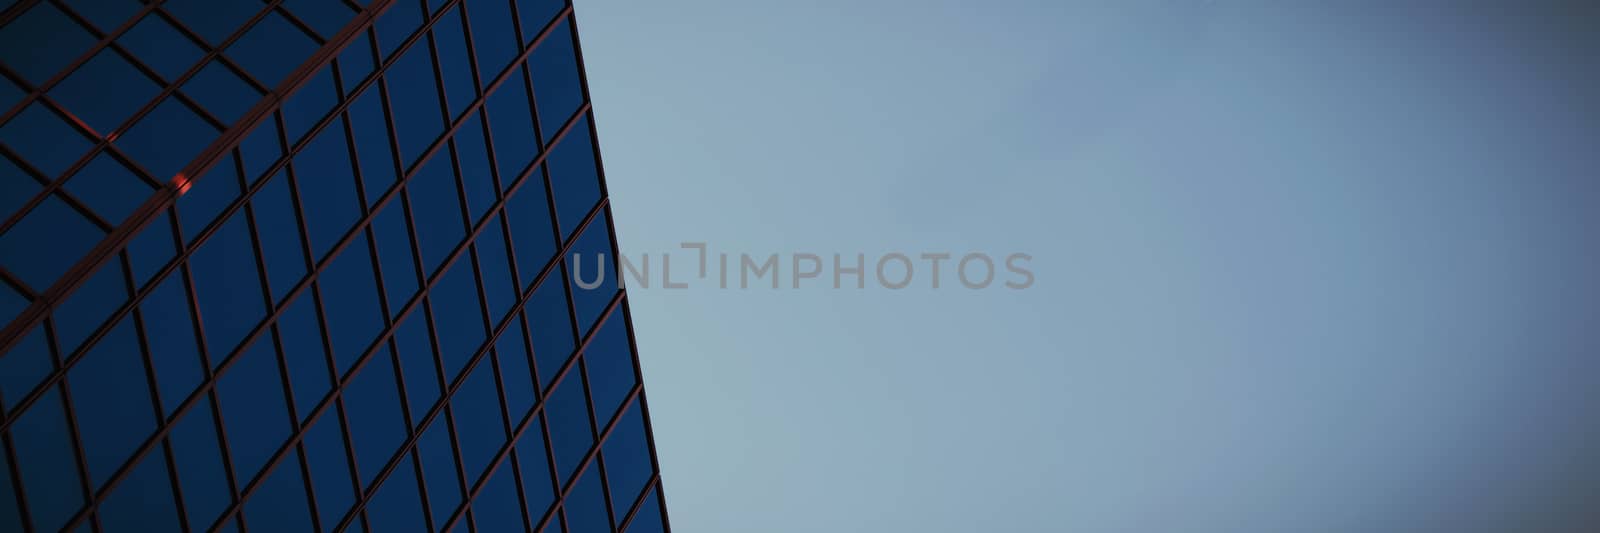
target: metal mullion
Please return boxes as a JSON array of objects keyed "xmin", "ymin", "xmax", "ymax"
[
  {"xmin": 169, "ymin": 234, "xmax": 248, "ymax": 530},
  {"xmin": 576, "ymin": 357, "xmax": 622, "ymax": 529},
  {"xmin": 5, "ymin": 22, "xmax": 588, "ymax": 533},
  {"xmin": 261, "ymin": 2, "xmax": 330, "ymax": 46},
  {"xmin": 49, "ymin": 324, "xmax": 107, "ymax": 533},
  {"xmin": 0, "ymin": 0, "xmax": 564, "ymax": 359},
  {"xmin": 123, "ymin": 250, "xmax": 193, "ymax": 533},
  {"xmin": 0, "ymin": 0, "xmax": 44, "ymax": 28},
  {"xmin": 0, "ymin": 140, "xmax": 117, "ymax": 233},
  {"xmin": 0, "ymin": 0, "xmax": 167, "ymax": 124},
  {"xmin": 147, "ymin": 7, "xmax": 274, "ymax": 93},
  {"xmin": 1, "ymin": 429, "xmax": 36, "ymax": 533},
  {"xmin": 0, "ymin": 0, "xmax": 292, "ymax": 245},
  {"xmin": 0, "ymin": 265, "xmax": 37, "ymax": 302}
]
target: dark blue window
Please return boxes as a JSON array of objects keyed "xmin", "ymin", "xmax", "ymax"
[
  {"xmin": 242, "ymin": 457, "xmax": 314, "ymax": 533},
  {"xmin": 68, "ymin": 319, "xmax": 155, "ymax": 487},
  {"xmin": 433, "ymin": 6, "xmax": 477, "ymax": 119},
  {"xmin": 50, "ymin": 49, "xmax": 161, "ymax": 134},
  {"xmin": 0, "ymin": 327, "xmax": 51, "ymax": 409},
  {"xmin": 431, "ymin": 260, "xmax": 486, "ymax": 381},
  {"xmin": 1, "ymin": 195, "xmax": 101, "ymax": 306},
  {"xmin": 294, "ymin": 122, "xmax": 363, "ymax": 259},
  {"xmin": 140, "ymin": 274, "xmax": 203, "ymax": 415},
  {"xmin": 603, "ymin": 400, "xmax": 654, "ymax": 516},
  {"xmin": 408, "ymin": 153, "xmax": 466, "ymax": 275},
  {"xmin": 349, "ymin": 88, "xmax": 397, "ymax": 205},
  {"xmin": 117, "ymin": 96, "xmax": 219, "ymax": 180},
  {"xmin": 216, "ymin": 339, "xmax": 291, "ymax": 483},
  {"xmin": 284, "ymin": 0, "xmax": 359, "ymax": 39},
  {"xmin": 126, "ymin": 211, "xmax": 177, "ymax": 287},
  {"xmin": 565, "ymin": 463, "xmax": 610, "ymax": 533},
  {"xmin": 485, "ymin": 74, "xmax": 540, "ymax": 183},
  {"xmin": 169, "ymin": 397, "xmax": 233, "ymax": 529},
  {"xmin": 546, "ymin": 116, "xmax": 601, "ymax": 240},
  {"xmin": 282, "ymin": 68, "xmax": 338, "ymax": 144},
  {"xmin": 453, "ymin": 358, "xmax": 506, "ymax": 483},
  {"xmin": 624, "ymin": 490, "xmax": 664, "ymax": 533},
  {"xmin": 339, "ymin": 31, "xmax": 378, "ymax": 95},
  {"xmin": 0, "ymin": 76, "xmax": 20, "ymax": 114},
  {"xmin": 584, "ymin": 316, "xmax": 637, "ymax": 425},
  {"xmin": 504, "ymin": 165, "xmax": 556, "ymax": 288},
  {"xmin": 466, "ymin": 0, "xmax": 518, "ymax": 81},
  {"xmin": 176, "ymin": 156, "xmax": 241, "ymax": 243},
  {"xmin": 227, "ymin": 11, "xmax": 318, "ymax": 87},
  {"xmin": 164, "ymin": 0, "xmax": 258, "ymax": 46},
  {"xmin": 373, "ymin": 0, "xmax": 424, "ymax": 60},
  {"xmin": 62, "ymin": 0, "xmax": 141, "ymax": 33},
  {"xmin": 252, "ymin": 170, "xmax": 309, "ymax": 303},
  {"xmin": 0, "ymin": 102, "xmax": 92, "ymax": 179},
  {"xmin": 0, "ymin": 3, "xmax": 96, "ymax": 84},
  {"xmin": 529, "ymin": 20, "xmax": 584, "ymax": 140},
  {"xmin": 417, "ymin": 418, "xmax": 465, "ymax": 527},
  {"xmin": 455, "ymin": 113, "xmax": 497, "ymax": 223},
  {"xmin": 515, "ymin": 416, "xmax": 556, "ymax": 521},
  {"xmin": 0, "ymin": 448, "xmax": 22, "ymax": 531},
  {"xmin": 386, "ymin": 44, "xmax": 445, "ymax": 166},
  {"xmin": 239, "ymin": 118, "xmax": 284, "ymax": 185},
  {"xmin": 495, "ymin": 320, "xmax": 536, "ymax": 422},
  {"xmin": 10, "ymin": 387, "xmax": 85, "ymax": 532},
  {"xmin": 545, "ymin": 374, "xmax": 591, "ymax": 483},
  {"xmin": 51, "ymin": 259, "xmax": 128, "ymax": 357},
  {"xmin": 366, "ymin": 457, "xmax": 427, "ymax": 533},
  {"xmin": 318, "ymin": 233, "xmax": 385, "ymax": 371},
  {"xmin": 477, "ymin": 216, "xmax": 517, "ymax": 322},
  {"xmin": 394, "ymin": 314, "xmax": 441, "ymax": 426},
  {"xmin": 518, "ymin": 0, "xmax": 566, "ymax": 46},
  {"xmin": 117, "ymin": 13, "xmax": 204, "ymax": 82},
  {"xmin": 97, "ymin": 453, "xmax": 181, "ymax": 533},
  {"xmin": 344, "ymin": 353, "xmax": 407, "ymax": 486},
  {"xmin": 373, "ymin": 201, "xmax": 419, "ymax": 314},
  {"xmin": 183, "ymin": 60, "xmax": 261, "ymax": 126},
  {"xmin": 276, "ymin": 294, "xmax": 331, "ymax": 421},
  {"xmin": 304, "ymin": 414, "xmax": 357, "ymax": 529},
  {"xmin": 189, "ymin": 212, "xmax": 265, "ymax": 359},
  {"xmin": 64, "ymin": 153, "xmax": 152, "ymax": 226},
  {"xmin": 1, "ymin": 156, "xmax": 38, "ymax": 223},
  {"xmin": 525, "ymin": 273, "xmax": 574, "ymax": 389},
  {"xmin": 472, "ymin": 459, "xmax": 526, "ymax": 532},
  {"xmin": 567, "ymin": 212, "xmax": 618, "ymax": 337}
]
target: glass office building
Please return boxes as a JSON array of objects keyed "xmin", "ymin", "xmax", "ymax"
[{"xmin": 0, "ymin": 1, "xmax": 667, "ymax": 532}]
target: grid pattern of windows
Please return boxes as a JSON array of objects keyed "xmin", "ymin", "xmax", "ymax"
[{"xmin": 0, "ymin": 1, "xmax": 669, "ymax": 532}]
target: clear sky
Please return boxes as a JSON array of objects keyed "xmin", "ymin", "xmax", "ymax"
[{"xmin": 575, "ymin": 2, "xmax": 1599, "ymax": 532}]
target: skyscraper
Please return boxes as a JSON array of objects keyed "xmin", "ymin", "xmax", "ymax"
[{"xmin": 0, "ymin": 1, "xmax": 668, "ymax": 532}]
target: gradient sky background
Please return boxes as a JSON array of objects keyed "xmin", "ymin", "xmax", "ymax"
[{"xmin": 575, "ymin": 2, "xmax": 1599, "ymax": 532}]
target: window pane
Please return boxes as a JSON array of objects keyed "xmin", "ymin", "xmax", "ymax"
[
  {"xmin": 417, "ymin": 418, "xmax": 464, "ymax": 527},
  {"xmin": 602, "ymin": 400, "xmax": 654, "ymax": 518},
  {"xmin": 517, "ymin": 0, "xmax": 565, "ymax": 46},
  {"xmin": 303, "ymin": 414, "xmax": 358, "ymax": 528},
  {"xmin": 282, "ymin": 68, "xmax": 337, "ymax": 144},
  {"xmin": 62, "ymin": 0, "xmax": 141, "ymax": 31},
  {"xmin": 189, "ymin": 213, "xmax": 266, "ymax": 359},
  {"xmin": 0, "ymin": 327, "xmax": 51, "ymax": 410},
  {"xmin": 318, "ymin": 233, "xmax": 384, "ymax": 371},
  {"xmin": 545, "ymin": 375, "xmax": 591, "ymax": 483},
  {"xmin": 373, "ymin": 0, "xmax": 424, "ymax": 60},
  {"xmin": 504, "ymin": 165, "xmax": 556, "ymax": 288},
  {"xmin": 0, "ymin": 102, "xmax": 92, "ymax": 180},
  {"xmin": 140, "ymin": 274, "xmax": 203, "ymax": 415},
  {"xmin": 50, "ymin": 48, "xmax": 161, "ymax": 134},
  {"xmin": 65, "ymin": 153, "xmax": 154, "ymax": 228},
  {"xmin": 118, "ymin": 13, "xmax": 205, "ymax": 82},
  {"xmin": 529, "ymin": 20, "xmax": 584, "ymax": 140},
  {"xmin": 68, "ymin": 319, "xmax": 156, "ymax": 487},
  {"xmin": 431, "ymin": 261, "xmax": 486, "ymax": 382},
  {"xmin": 183, "ymin": 60, "xmax": 261, "ymax": 126},
  {"xmin": 227, "ymin": 11, "xmax": 318, "ymax": 87},
  {"xmin": 0, "ymin": 3, "xmax": 96, "ymax": 84},
  {"xmin": 546, "ymin": 116, "xmax": 601, "ymax": 240},
  {"xmin": 515, "ymin": 416, "xmax": 556, "ymax": 522},
  {"xmin": 584, "ymin": 316, "xmax": 637, "ymax": 426},
  {"xmin": 126, "ymin": 211, "xmax": 177, "ymax": 286},
  {"xmin": 252, "ymin": 169, "xmax": 309, "ymax": 303},
  {"xmin": 454, "ymin": 113, "xmax": 497, "ymax": 223},
  {"xmin": 476, "ymin": 216, "xmax": 516, "ymax": 322},
  {"xmin": 10, "ymin": 387, "xmax": 86, "ymax": 532},
  {"xmin": 117, "ymin": 96, "xmax": 220, "ymax": 180},
  {"xmin": 348, "ymin": 87, "xmax": 397, "ymax": 205},
  {"xmin": 0, "ymin": 447, "xmax": 22, "ymax": 531},
  {"xmin": 564, "ymin": 462, "xmax": 610, "ymax": 533},
  {"xmin": 164, "ymin": 0, "xmax": 258, "ymax": 46},
  {"xmin": 452, "ymin": 358, "xmax": 506, "ymax": 483},
  {"xmin": 466, "ymin": 0, "xmax": 517, "ymax": 81},
  {"xmin": 176, "ymin": 155, "xmax": 241, "ymax": 243},
  {"xmin": 276, "ymin": 294, "xmax": 331, "ymax": 421},
  {"xmin": 407, "ymin": 149, "xmax": 465, "ymax": 275},
  {"xmin": 242, "ymin": 456, "xmax": 313, "ymax": 533},
  {"xmin": 623, "ymin": 490, "xmax": 664, "ymax": 533},
  {"xmin": 239, "ymin": 118, "xmax": 284, "ymax": 185},
  {"xmin": 48, "ymin": 254, "xmax": 127, "ymax": 356},
  {"xmin": 365, "ymin": 457, "xmax": 427, "ymax": 533},
  {"xmin": 373, "ymin": 201, "xmax": 419, "ymax": 315},
  {"xmin": 294, "ymin": 122, "xmax": 362, "ymax": 259},
  {"xmin": 393, "ymin": 314, "xmax": 440, "ymax": 426},
  {"xmin": 284, "ymin": 0, "xmax": 359, "ymax": 39},
  {"xmin": 339, "ymin": 31, "xmax": 378, "ymax": 94},
  {"xmin": 485, "ymin": 73, "xmax": 540, "ymax": 183},
  {"xmin": 525, "ymin": 273, "xmax": 574, "ymax": 390},
  {"xmin": 169, "ymin": 396, "xmax": 234, "ymax": 529},
  {"xmin": 432, "ymin": 6, "xmax": 476, "ymax": 119},
  {"xmin": 386, "ymin": 44, "xmax": 445, "ymax": 165},
  {"xmin": 97, "ymin": 453, "xmax": 181, "ymax": 533},
  {"xmin": 567, "ymin": 212, "xmax": 618, "ymax": 337},
  {"xmin": 495, "ymin": 319, "xmax": 535, "ymax": 422},
  {"xmin": 471, "ymin": 459, "xmax": 525, "ymax": 532},
  {"xmin": 344, "ymin": 353, "xmax": 407, "ymax": 487},
  {"xmin": 216, "ymin": 339, "xmax": 291, "ymax": 483}
]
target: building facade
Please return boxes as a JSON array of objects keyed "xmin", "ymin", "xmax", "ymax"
[{"xmin": 0, "ymin": 1, "xmax": 667, "ymax": 532}]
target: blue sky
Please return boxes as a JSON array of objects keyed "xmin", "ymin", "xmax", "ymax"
[{"xmin": 576, "ymin": 2, "xmax": 1600, "ymax": 531}]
